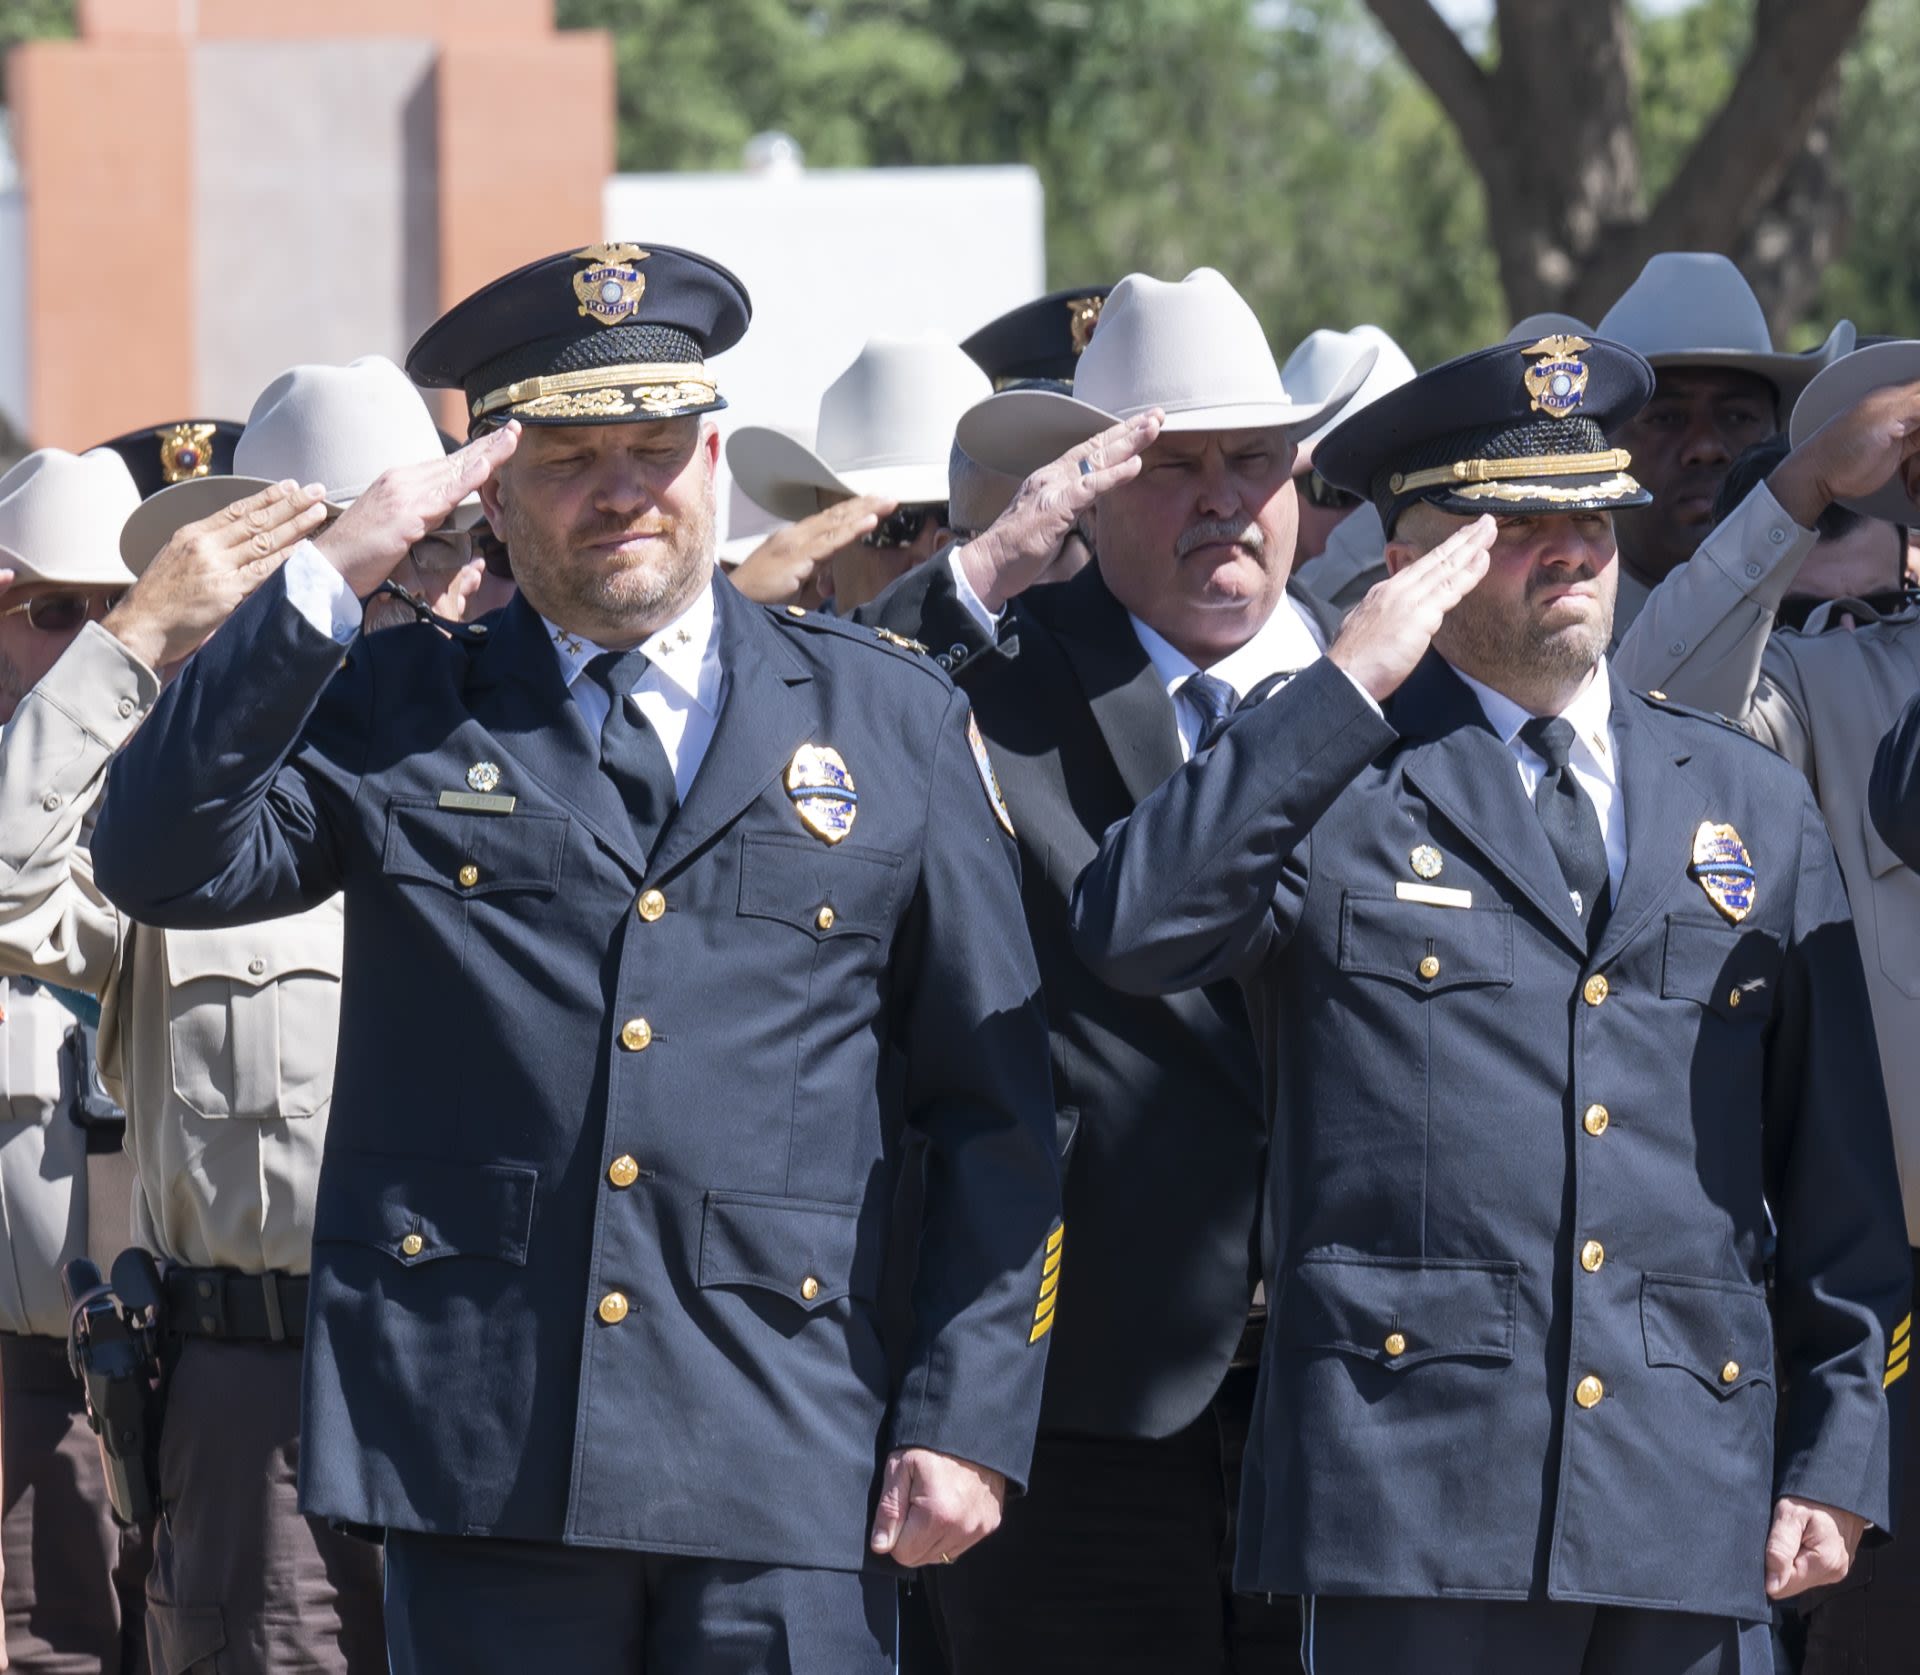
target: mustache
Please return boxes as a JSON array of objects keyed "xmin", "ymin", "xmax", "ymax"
[
  {"xmin": 1526, "ymin": 563, "xmax": 1603, "ymax": 599},
  {"xmin": 575, "ymin": 516, "xmax": 677, "ymax": 547},
  {"xmin": 1176, "ymin": 518, "xmax": 1266, "ymax": 558}
]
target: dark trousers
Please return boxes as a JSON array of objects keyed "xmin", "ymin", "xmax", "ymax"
[
  {"xmin": 1302, "ymin": 1596, "xmax": 1772, "ymax": 1674},
  {"xmin": 1, "ymin": 1333, "xmax": 151, "ymax": 1673},
  {"xmin": 924, "ymin": 1364, "xmax": 1301, "ymax": 1674},
  {"xmin": 384, "ymin": 1530, "xmax": 896, "ymax": 1675},
  {"xmin": 1797, "ymin": 1243, "xmax": 1920, "ymax": 1673},
  {"xmin": 146, "ymin": 1338, "xmax": 384, "ymax": 1674}
]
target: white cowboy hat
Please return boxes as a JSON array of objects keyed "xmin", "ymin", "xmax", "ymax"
[
  {"xmin": 1283, "ymin": 325, "xmax": 1416, "ymax": 453},
  {"xmin": 956, "ymin": 268, "xmax": 1374, "ymax": 480},
  {"xmin": 121, "ymin": 354, "xmax": 482, "ymax": 573},
  {"xmin": 0, "ymin": 449, "xmax": 142, "ymax": 587},
  {"xmin": 1788, "ymin": 340, "xmax": 1920, "ymax": 524},
  {"xmin": 1506, "ymin": 311, "xmax": 1592, "ymax": 344},
  {"xmin": 1595, "ymin": 253, "xmax": 1854, "ymax": 410},
  {"xmin": 727, "ymin": 337, "xmax": 991, "ymax": 523}
]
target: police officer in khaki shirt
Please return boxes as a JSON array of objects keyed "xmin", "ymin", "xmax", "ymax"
[
  {"xmin": 1613, "ymin": 342, "xmax": 1920, "ymax": 1674},
  {"xmin": 0, "ymin": 366, "xmax": 485, "ymax": 1675},
  {"xmin": 0, "ymin": 445, "xmax": 150, "ymax": 1674}
]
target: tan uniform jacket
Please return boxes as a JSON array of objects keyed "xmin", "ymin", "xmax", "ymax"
[
  {"xmin": 0, "ymin": 623, "xmax": 342, "ymax": 1274},
  {"xmin": 1614, "ymin": 482, "xmax": 1920, "ymax": 1242}
]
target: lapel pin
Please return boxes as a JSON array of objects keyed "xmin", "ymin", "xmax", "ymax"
[
  {"xmin": 1410, "ymin": 844, "xmax": 1444, "ymax": 880},
  {"xmin": 467, "ymin": 762, "xmax": 503, "ymax": 793}
]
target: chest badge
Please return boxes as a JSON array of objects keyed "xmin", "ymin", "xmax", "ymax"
[
  {"xmin": 1410, "ymin": 844, "xmax": 1443, "ymax": 880},
  {"xmin": 467, "ymin": 761, "xmax": 503, "ymax": 793},
  {"xmin": 968, "ymin": 712, "xmax": 1016, "ymax": 839},
  {"xmin": 1690, "ymin": 821, "xmax": 1756, "ymax": 923},
  {"xmin": 786, "ymin": 744, "xmax": 858, "ymax": 844}
]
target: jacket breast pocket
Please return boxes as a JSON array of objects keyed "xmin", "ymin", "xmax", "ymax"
[
  {"xmin": 312, "ymin": 1153, "xmax": 537, "ymax": 1268},
  {"xmin": 161, "ymin": 903, "xmax": 343, "ymax": 1120},
  {"xmin": 1641, "ymin": 1272, "xmax": 1774, "ymax": 1397},
  {"xmin": 1277, "ymin": 1253, "xmax": 1518, "ymax": 1368},
  {"xmin": 697, "ymin": 1189, "xmax": 881, "ymax": 1312},
  {"xmin": 736, "ymin": 833, "xmax": 903, "ymax": 943},
  {"xmin": 1661, "ymin": 916, "xmax": 1779, "ymax": 1025},
  {"xmin": 1337, "ymin": 892, "xmax": 1514, "ymax": 995},
  {"xmin": 382, "ymin": 800, "xmax": 567, "ymax": 899}
]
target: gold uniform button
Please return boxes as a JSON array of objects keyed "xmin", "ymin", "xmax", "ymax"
[
  {"xmin": 786, "ymin": 605, "xmax": 807, "ymax": 618},
  {"xmin": 608, "ymin": 1155, "xmax": 640, "ymax": 1188},
  {"xmin": 457, "ymin": 863, "xmax": 480, "ymax": 888},
  {"xmin": 619, "ymin": 1018, "xmax": 652, "ymax": 1052},
  {"xmin": 1418, "ymin": 955, "xmax": 1440, "ymax": 981},
  {"xmin": 400, "ymin": 1233, "xmax": 424, "ymax": 1257},
  {"xmin": 1727, "ymin": 988, "xmax": 1741, "ymax": 1008},
  {"xmin": 1583, "ymin": 974, "xmax": 1609, "ymax": 1006},
  {"xmin": 598, "ymin": 1291, "xmax": 629, "ymax": 1325},
  {"xmin": 637, "ymin": 890, "xmax": 666, "ymax": 922},
  {"xmin": 1583, "ymin": 1103, "xmax": 1610, "ymax": 1137},
  {"xmin": 800, "ymin": 1275, "xmax": 821, "ymax": 1302},
  {"xmin": 1721, "ymin": 1361, "xmax": 1741, "ymax": 1384},
  {"xmin": 1384, "ymin": 1332, "xmax": 1407, "ymax": 1358},
  {"xmin": 1580, "ymin": 1240, "xmax": 1605, "ymax": 1273},
  {"xmin": 816, "ymin": 905, "xmax": 836, "ymax": 932},
  {"xmin": 1575, "ymin": 1374, "xmax": 1605, "ymax": 1408}
]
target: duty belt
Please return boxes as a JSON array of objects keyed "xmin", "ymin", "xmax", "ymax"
[{"xmin": 163, "ymin": 1267, "xmax": 308, "ymax": 1345}]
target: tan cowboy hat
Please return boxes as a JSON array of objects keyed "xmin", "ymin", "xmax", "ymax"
[
  {"xmin": 727, "ymin": 337, "xmax": 991, "ymax": 523},
  {"xmin": 0, "ymin": 449, "xmax": 141, "ymax": 587},
  {"xmin": 121, "ymin": 355, "xmax": 483, "ymax": 573},
  {"xmin": 1788, "ymin": 340, "xmax": 1920, "ymax": 524},
  {"xmin": 1282, "ymin": 325, "xmax": 1416, "ymax": 453},
  {"xmin": 957, "ymin": 268, "xmax": 1374, "ymax": 480},
  {"xmin": 1596, "ymin": 253, "xmax": 1853, "ymax": 409}
]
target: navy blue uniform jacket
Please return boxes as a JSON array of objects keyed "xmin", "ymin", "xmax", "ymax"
[
  {"xmin": 90, "ymin": 568, "xmax": 1060, "ymax": 1571},
  {"xmin": 1070, "ymin": 653, "xmax": 1909, "ymax": 1621}
]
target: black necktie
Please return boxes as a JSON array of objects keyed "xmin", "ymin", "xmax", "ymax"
[
  {"xmin": 1518, "ymin": 715, "xmax": 1609, "ymax": 934},
  {"xmin": 585, "ymin": 647, "xmax": 678, "ymax": 859},
  {"xmin": 1181, "ymin": 672, "xmax": 1237, "ymax": 751}
]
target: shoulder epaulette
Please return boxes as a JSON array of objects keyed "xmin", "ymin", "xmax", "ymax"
[
  {"xmin": 769, "ymin": 604, "xmax": 952, "ymax": 680},
  {"xmin": 1634, "ymin": 687, "xmax": 1756, "ymax": 739}
]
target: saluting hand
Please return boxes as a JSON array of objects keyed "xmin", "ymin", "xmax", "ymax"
[
  {"xmin": 869, "ymin": 1447, "xmax": 1006, "ymax": 1570},
  {"xmin": 314, "ymin": 423, "xmax": 521, "ymax": 599},
  {"xmin": 1765, "ymin": 1494, "xmax": 1866, "ymax": 1599},
  {"xmin": 1769, "ymin": 377, "xmax": 1920, "ymax": 528},
  {"xmin": 730, "ymin": 494, "xmax": 898, "ymax": 610},
  {"xmin": 1327, "ymin": 514, "xmax": 1497, "ymax": 701},
  {"xmin": 103, "ymin": 479, "xmax": 331, "ymax": 675},
  {"xmin": 955, "ymin": 411, "xmax": 1164, "ymax": 614}
]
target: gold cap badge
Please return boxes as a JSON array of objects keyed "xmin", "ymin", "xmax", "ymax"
[
  {"xmin": 1522, "ymin": 335, "xmax": 1591, "ymax": 418},
  {"xmin": 1066, "ymin": 294, "xmax": 1105, "ymax": 356},
  {"xmin": 156, "ymin": 422, "xmax": 217, "ymax": 485},
  {"xmin": 786, "ymin": 744, "xmax": 858, "ymax": 844},
  {"xmin": 1689, "ymin": 821, "xmax": 1756, "ymax": 923},
  {"xmin": 572, "ymin": 244, "xmax": 649, "ymax": 327}
]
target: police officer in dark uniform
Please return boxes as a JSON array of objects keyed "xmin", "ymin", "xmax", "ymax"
[
  {"xmin": 1071, "ymin": 334, "xmax": 1911, "ymax": 1674},
  {"xmin": 87, "ymin": 243, "xmax": 1061, "ymax": 1675}
]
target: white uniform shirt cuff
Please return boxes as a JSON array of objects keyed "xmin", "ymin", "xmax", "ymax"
[
  {"xmin": 282, "ymin": 542, "xmax": 362, "ymax": 647},
  {"xmin": 947, "ymin": 546, "xmax": 1002, "ymax": 636}
]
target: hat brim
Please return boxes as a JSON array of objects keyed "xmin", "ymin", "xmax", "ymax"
[
  {"xmin": 121, "ymin": 475, "xmax": 485, "ymax": 575},
  {"xmin": 1414, "ymin": 470, "xmax": 1651, "ymax": 525},
  {"xmin": 0, "ymin": 545, "xmax": 138, "ymax": 588},
  {"xmin": 1647, "ymin": 319, "xmax": 1855, "ymax": 412},
  {"xmin": 728, "ymin": 428, "xmax": 951, "ymax": 522},
  {"xmin": 1789, "ymin": 339, "xmax": 1920, "ymax": 524},
  {"xmin": 955, "ymin": 354, "xmax": 1374, "ymax": 481}
]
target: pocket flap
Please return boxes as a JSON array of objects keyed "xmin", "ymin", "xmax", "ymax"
[
  {"xmin": 382, "ymin": 799, "xmax": 567, "ymax": 897},
  {"xmin": 162, "ymin": 903, "xmax": 344, "ymax": 988},
  {"xmin": 1338, "ymin": 893, "xmax": 1514, "ymax": 994},
  {"xmin": 698, "ymin": 1190, "xmax": 875, "ymax": 1309},
  {"xmin": 737, "ymin": 833, "xmax": 902, "ymax": 940},
  {"xmin": 1278, "ymin": 1254, "xmax": 1518, "ymax": 1367},
  {"xmin": 1661, "ymin": 917, "xmax": 1778, "ymax": 1022},
  {"xmin": 1641, "ymin": 1272, "xmax": 1774, "ymax": 1396},
  {"xmin": 313, "ymin": 1153, "xmax": 538, "ymax": 1267}
]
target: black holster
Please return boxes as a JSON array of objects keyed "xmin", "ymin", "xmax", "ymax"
[{"xmin": 62, "ymin": 1248, "xmax": 168, "ymax": 1527}]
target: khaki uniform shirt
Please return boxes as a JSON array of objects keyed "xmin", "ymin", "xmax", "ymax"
[
  {"xmin": 1615, "ymin": 483, "xmax": 1920, "ymax": 1243},
  {"xmin": 0, "ymin": 975, "xmax": 91, "ymax": 1335},
  {"xmin": 0, "ymin": 623, "xmax": 342, "ymax": 1274}
]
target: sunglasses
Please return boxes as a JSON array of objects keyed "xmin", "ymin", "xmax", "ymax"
[
  {"xmin": 0, "ymin": 590, "xmax": 127, "ymax": 633},
  {"xmin": 1299, "ymin": 471, "xmax": 1360, "ymax": 512},
  {"xmin": 1775, "ymin": 589, "xmax": 1915, "ymax": 631},
  {"xmin": 862, "ymin": 504, "xmax": 949, "ymax": 550}
]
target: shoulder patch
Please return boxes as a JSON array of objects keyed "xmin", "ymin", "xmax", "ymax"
[{"xmin": 967, "ymin": 710, "xmax": 1016, "ymax": 838}]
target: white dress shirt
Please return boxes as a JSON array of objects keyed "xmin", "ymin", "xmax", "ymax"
[
  {"xmin": 1449, "ymin": 659, "xmax": 1627, "ymax": 896},
  {"xmin": 282, "ymin": 542, "xmax": 726, "ymax": 796},
  {"xmin": 1130, "ymin": 597, "xmax": 1327, "ymax": 760}
]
